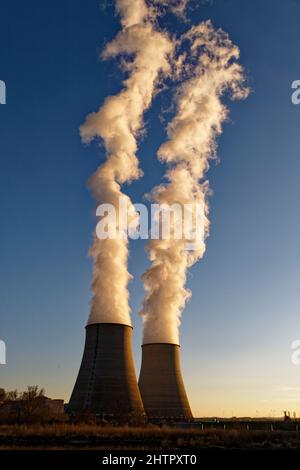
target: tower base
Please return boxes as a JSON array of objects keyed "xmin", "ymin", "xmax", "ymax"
[{"xmin": 69, "ymin": 323, "xmax": 145, "ymax": 420}]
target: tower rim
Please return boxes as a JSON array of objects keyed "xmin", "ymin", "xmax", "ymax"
[
  {"xmin": 141, "ymin": 342, "xmax": 180, "ymax": 347},
  {"xmin": 85, "ymin": 322, "xmax": 133, "ymax": 329}
]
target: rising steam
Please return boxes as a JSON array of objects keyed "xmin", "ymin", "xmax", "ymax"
[
  {"xmin": 141, "ymin": 20, "xmax": 249, "ymax": 344},
  {"xmin": 81, "ymin": 0, "xmax": 173, "ymax": 325}
]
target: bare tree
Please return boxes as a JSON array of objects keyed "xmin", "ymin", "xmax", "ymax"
[
  {"xmin": 5, "ymin": 389, "xmax": 19, "ymax": 401},
  {"xmin": 19, "ymin": 386, "xmax": 46, "ymax": 422},
  {"xmin": 0, "ymin": 388, "xmax": 5, "ymax": 401}
]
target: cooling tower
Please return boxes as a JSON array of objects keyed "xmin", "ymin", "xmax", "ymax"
[
  {"xmin": 138, "ymin": 343, "xmax": 193, "ymax": 421},
  {"xmin": 69, "ymin": 323, "xmax": 145, "ymax": 419}
]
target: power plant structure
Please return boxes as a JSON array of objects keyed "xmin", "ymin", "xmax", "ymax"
[
  {"xmin": 138, "ymin": 343, "xmax": 193, "ymax": 421},
  {"xmin": 68, "ymin": 323, "xmax": 145, "ymax": 419},
  {"xmin": 69, "ymin": 324, "xmax": 193, "ymax": 422}
]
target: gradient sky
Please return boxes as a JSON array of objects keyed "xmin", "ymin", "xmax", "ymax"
[{"xmin": 1, "ymin": 0, "xmax": 300, "ymax": 417}]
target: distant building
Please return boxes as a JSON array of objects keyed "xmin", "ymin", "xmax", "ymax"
[{"xmin": 0, "ymin": 396, "xmax": 64, "ymax": 423}]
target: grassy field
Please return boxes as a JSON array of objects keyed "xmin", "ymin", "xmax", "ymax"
[{"xmin": 1, "ymin": 423, "xmax": 300, "ymax": 450}]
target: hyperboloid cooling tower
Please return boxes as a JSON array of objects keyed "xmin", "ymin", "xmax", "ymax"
[
  {"xmin": 138, "ymin": 343, "xmax": 193, "ymax": 421},
  {"xmin": 69, "ymin": 323, "xmax": 145, "ymax": 419}
]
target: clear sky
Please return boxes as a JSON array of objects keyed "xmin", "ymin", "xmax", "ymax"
[{"xmin": 0, "ymin": 0, "xmax": 300, "ymax": 418}]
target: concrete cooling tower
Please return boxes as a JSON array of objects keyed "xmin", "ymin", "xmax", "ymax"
[
  {"xmin": 138, "ymin": 343, "xmax": 193, "ymax": 421},
  {"xmin": 69, "ymin": 323, "xmax": 145, "ymax": 419}
]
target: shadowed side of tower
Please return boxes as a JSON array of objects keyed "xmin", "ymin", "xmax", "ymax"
[
  {"xmin": 139, "ymin": 343, "xmax": 193, "ymax": 421},
  {"xmin": 69, "ymin": 323, "xmax": 145, "ymax": 419}
]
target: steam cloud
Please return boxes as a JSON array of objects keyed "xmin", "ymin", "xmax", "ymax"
[
  {"xmin": 81, "ymin": 1, "xmax": 248, "ymax": 341},
  {"xmin": 141, "ymin": 20, "xmax": 249, "ymax": 344},
  {"xmin": 81, "ymin": 0, "xmax": 173, "ymax": 325}
]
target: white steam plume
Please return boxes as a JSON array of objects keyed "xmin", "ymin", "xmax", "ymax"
[
  {"xmin": 81, "ymin": 0, "xmax": 173, "ymax": 325},
  {"xmin": 141, "ymin": 20, "xmax": 249, "ymax": 344}
]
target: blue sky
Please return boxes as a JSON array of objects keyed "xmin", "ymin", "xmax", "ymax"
[{"xmin": 0, "ymin": 0, "xmax": 300, "ymax": 417}]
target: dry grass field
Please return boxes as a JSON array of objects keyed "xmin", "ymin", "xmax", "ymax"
[{"xmin": 1, "ymin": 423, "xmax": 300, "ymax": 450}]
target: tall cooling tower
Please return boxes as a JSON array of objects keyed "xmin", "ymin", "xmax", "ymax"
[
  {"xmin": 69, "ymin": 323, "xmax": 145, "ymax": 419},
  {"xmin": 139, "ymin": 343, "xmax": 193, "ymax": 421}
]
